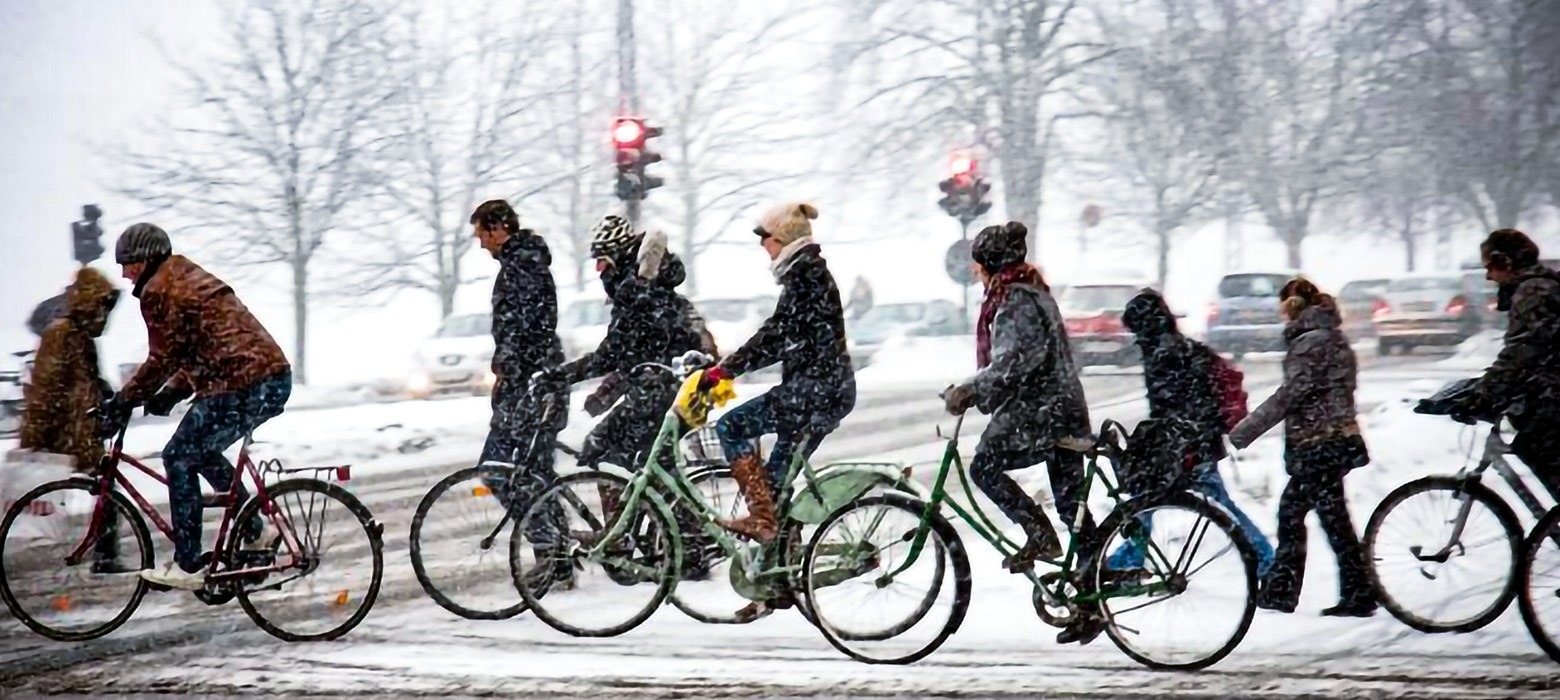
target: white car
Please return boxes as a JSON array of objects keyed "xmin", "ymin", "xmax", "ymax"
[
  {"xmin": 693, "ymin": 296, "xmax": 777, "ymax": 357},
  {"xmin": 407, "ymin": 313, "xmax": 495, "ymax": 400},
  {"xmin": 559, "ymin": 296, "xmax": 612, "ymax": 359}
]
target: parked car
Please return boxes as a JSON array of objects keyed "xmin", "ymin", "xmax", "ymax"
[
  {"xmin": 693, "ymin": 296, "xmax": 776, "ymax": 358},
  {"xmin": 1206, "ymin": 270, "xmax": 1300, "ymax": 359},
  {"xmin": 846, "ymin": 300, "xmax": 963, "ymax": 367},
  {"xmin": 1059, "ymin": 282, "xmax": 1145, "ymax": 366},
  {"xmin": 1372, "ymin": 272, "xmax": 1489, "ymax": 355},
  {"xmin": 407, "ymin": 313, "xmax": 495, "ymax": 400},
  {"xmin": 559, "ymin": 296, "xmax": 612, "ymax": 359},
  {"xmin": 1337, "ymin": 278, "xmax": 1392, "ymax": 339}
]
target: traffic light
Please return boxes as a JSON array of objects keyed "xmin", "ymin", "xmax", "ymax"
[
  {"xmin": 612, "ymin": 117, "xmax": 664, "ymax": 201},
  {"xmin": 936, "ymin": 157, "xmax": 991, "ymax": 226},
  {"xmin": 71, "ymin": 204, "xmax": 104, "ymax": 265}
]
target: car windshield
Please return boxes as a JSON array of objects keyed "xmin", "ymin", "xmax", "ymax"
[
  {"xmin": 1388, "ymin": 277, "xmax": 1460, "ymax": 293},
  {"xmin": 1218, "ymin": 274, "xmax": 1289, "ymax": 298},
  {"xmin": 859, "ymin": 304, "xmax": 926, "ymax": 326},
  {"xmin": 1339, "ymin": 279, "xmax": 1390, "ymax": 300},
  {"xmin": 1062, "ymin": 286, "xmax": 1136, "ymax": 313},
  {"xmin": 563, "ymin": 300, "xmax": 609, "ymax": 327},
  {"xmin": 437, "ymin": 314, "xmax": 491, "ymax": 338}
]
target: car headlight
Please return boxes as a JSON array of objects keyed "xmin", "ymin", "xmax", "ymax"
[
  {"xmin": 482, "ymin": 369, "xmax": 497, "ymax": 389},
  {"xmin": 407, "ymin": 370, "xmax": 432, "ymax": 393}
]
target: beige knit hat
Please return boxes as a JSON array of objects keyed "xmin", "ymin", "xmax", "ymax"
[{"xmin": 755, "ymin": 202, "xmax": 819, "ymax": 246}]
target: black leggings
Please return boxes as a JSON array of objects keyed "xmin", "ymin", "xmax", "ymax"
[{"xmin": 1265, "ymin": 447, "xmax": 1373, "ymax": 607}]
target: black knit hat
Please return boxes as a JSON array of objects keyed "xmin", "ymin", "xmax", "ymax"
[
  {"xmin": 115, "ymin": 223, "xmax": 172, "ymax": 265},
  {"xmin": 971, "ymin": 221, "xmax": 1027, "ymax": 273},
  {"xmin": 1122, "ymin": 288, "xmax": 1177, "ymax": 337}
]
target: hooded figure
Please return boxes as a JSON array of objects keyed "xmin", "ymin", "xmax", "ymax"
[{"xmin": 1230, "ymin": 278, "xmax": 1375, "ymax": 618}]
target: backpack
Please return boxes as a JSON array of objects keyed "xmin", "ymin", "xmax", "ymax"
[{"xmin": 1195, "ymin": 341, "xmax": 1248, "ymax": 432}]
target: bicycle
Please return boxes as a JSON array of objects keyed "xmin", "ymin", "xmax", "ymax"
[
  {"xmin": 508, "ymin": 357, "xmax": 924, "ymax": 636},
  {"xmin": 801, "ymin": 412, "xmax": 1259, "ymax": 670},
  {"xmin": 0, "ymin": 418, "xmax": 385, "ymax": 642},
  {"xmin": 1520, "ymin": 504, "xmax": 1560, "ymax": 664}
]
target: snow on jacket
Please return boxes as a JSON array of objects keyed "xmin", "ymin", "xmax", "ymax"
[
  {"xmin": 21, "ymin": 268, "xmax": 118, "ymax": 469},
  {"xmin": 1477, "ymin": 264, "xmax": 1560, "ymax": 458},
  {"xmin": 1230, "ymin": 301, "xmax": 1359, "ymax": 450},
  {"xmin": 559, "ymin": 251, "xmax": 704, "ymax": 384},
  {"xmin": 966, "ymin": 282, "xmax": 1090, "ymax": 455},
  {"xmin": 491, "ymin": 231, "xmax": 564, "ymax": 383},
  {"xmin": 120, "ymin": 256, "xmax": 289, "ymax": 405}
]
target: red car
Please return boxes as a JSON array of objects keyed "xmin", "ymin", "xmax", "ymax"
[{"xmin": 1059, "ymin": 282, "xmax": 1145, "ymax": 366}]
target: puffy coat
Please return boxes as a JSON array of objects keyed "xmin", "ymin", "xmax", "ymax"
[
  {"xmin": 1230, "ymin": 302, "xmax": 1360, "ymax": 452},
  {"xmin": 967, "ymin": 282, "xmax": 1090, "ymax": 454},
  {"xmin": 720, "ymin": 241, "xmax": 855, "ymax": 433},
  {"xmin": 1125, "ymin": 290, "xmax": 1228, "ymax": 465},
  {"xmin": 1476, "ymin": 264, "xmax": 1560, "ymax": 464},
  {"xmin": 20, "ymin": 268, "xmax": 119, "ymax": 469},
  {"xmin": 559, "ymin": 251, "xmax": 706, "ymax": 384},
  {"xmin": 491, "ymin": 231, "xmax": 563, "ymax": 383}
]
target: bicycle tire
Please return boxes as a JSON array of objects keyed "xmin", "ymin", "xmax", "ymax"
[
  {"xmin": 1092, "ymin": 492, "xmax": 1257, "ymax": 671},
  {"xmin": 1364, "ymin": 476, "xmax": 1522, "ymax": 633},
  {"xmin": 409, "ymin": 464, "xmax": 526, "ymax": 620},
  {"xmin": 804, "ymin": 492, "xmax": 971, "ymax": 665},
  {"xmin": 233, "ymin": 479, "xmax": 384, "ymax": 642},
  {"xmin": 1518, "ymin": 506, "xmax": 1560, "ymax": 664},
  {"xmin": 0, "ymin": 478, "xmax": 154, "ymax": 642}
]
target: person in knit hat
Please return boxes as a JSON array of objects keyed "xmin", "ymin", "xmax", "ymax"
[
  {"xmin": 944, "ymin": 221, "xmax": 1097, "ymax": 644},
  {"xmin": 698, "ymin": 201, "xmax": 856, "ymax": 620}
]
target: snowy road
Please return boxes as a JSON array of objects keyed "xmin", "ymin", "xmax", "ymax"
[{"xmin": 3, "ymin": 354, "xmax": 1557, "ymax": 698}]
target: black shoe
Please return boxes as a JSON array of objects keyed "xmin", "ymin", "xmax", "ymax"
[
  {"xmin": 1056, "ymin": 615, "xmax": 1105, "ymax": 645},
  {"xmin": 1320, "ymin": 601, "xmax": 1377, "ymax": 618},
  {"xmin": 1255, "ymin": 590, "xmax": 1296, "ymax": 613},
  {"xmin": 1004, "ymin": 526, "xmax": 1062, "ymax": 573}
]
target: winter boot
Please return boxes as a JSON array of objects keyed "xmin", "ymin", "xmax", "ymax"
[
  {"xmin": 718, "ymin": 455, "xmax": 778, "ymax": 544},
  {"xmin": 1003, "ymin": 507, "xmax": 1062, "ymax": 573}
]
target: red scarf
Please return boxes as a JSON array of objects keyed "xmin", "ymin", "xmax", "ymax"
[{"xmin": 976, "ymin": 263, "xmax": 1045, "ymax": 368}]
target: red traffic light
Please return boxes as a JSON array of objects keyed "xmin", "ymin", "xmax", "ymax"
[
  {"xmin": 612, "ymin": 118, "xmax": 646, "ymax": 147},
  {"xmin": 950, "ymin": 156, "xmax": 976, "ymax": 177}
]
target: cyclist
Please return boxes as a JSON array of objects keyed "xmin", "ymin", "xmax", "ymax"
[
  {"xmin": 701, "ymin": 202, "xmax": 856, "ymax": 545},
  {"xmin": 106, "ymin": 224, "xmax": 292, "ymax": 590},
  {"xmin": 20, "ymin": 267, "xmax": 127, "ymax": 573},
  {"xmin": 1104, "ymin": 289, "xmax": 1275, "ymax": 578},
  {"xmin": 941, "ymin": 221, "xmax": 1095, "ymax": 643},
  {"xmin": 1229, "ymin": 278, "xmax": 1375, "ymax": 617}
]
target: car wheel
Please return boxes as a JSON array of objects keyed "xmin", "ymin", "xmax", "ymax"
[{"xmin": 1376, "ymin": 339, "xmax": 1393, "ymax": 357}]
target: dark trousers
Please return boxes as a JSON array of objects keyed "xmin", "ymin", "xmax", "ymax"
[
  {"xmin": 1264, "ymin": 464, "xmax": 1374, "ymax": 608},
  {"xmin": 162, "ymin": 372, "xmax": 291, "ymax": 572},
  {"xmin": 970, "ymin": 447, "xmax": 1094, "ymax": 540},
  {"xmin": 580, "ymin": 375, "xmax": 681, "ymax": 472},
  {"xmin": 479, "ymin": 376, "xmax": 568, "ymax": 566}
]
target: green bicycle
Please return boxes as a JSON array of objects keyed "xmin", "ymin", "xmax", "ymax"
[
  {"xmin": 802, "ymin": 413, "xmax": 1259, "ymax": 670},
  {"xmin": 509, "ymin": 357, "xmax": 925, "ymax": 636}
]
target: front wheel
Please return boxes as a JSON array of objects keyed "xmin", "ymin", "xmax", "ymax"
[
  {"xmin": 232, "ymin": 479, "xmax": 384, "ymax": 642},
  {"xmin": 409, "ymin": 464, "xmax": 526, "ymax": 620},
  {"xmin": 0, "ymin": 478, "xmax": 154, "ymax": 641},
  {"xmin": 1364, "ymin": 477, "xmax": 1521, "ymax": 633},
  {"xmin": 1092, "ymin": 493, "xmax": 1257, "ymax": 671},
  {"xmin": 804, "ymin": 493, "xmax": 970, "ymax": 665},
  {"xmin": 1518, "ymin": 507, "xmax": 1560, "ymax": 664}
]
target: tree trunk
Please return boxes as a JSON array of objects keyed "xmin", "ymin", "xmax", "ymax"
[
  {"xmin": 998, "ymin": 147, "xmax": 1044, "ymax": 262},
  {"xmin": 681, "ymin": 188, "xmax": 700, "ymax": 297},
  {"xmin": 1494, "ymin": 188, "xmax": 1523, "ymax": 230},
  {"xmin": 1156, "ymin": 220, "xmax": 1172, "ymax": 291},
  {"xmin": 287, "ymin": 185, "xmax": 308, "ymax": 385},
  {"xmin": 442, "ymin": 247, "xmax": 459, "ymax": 319},
  {"xmin": 1402, "ymin": 225, "xmax": 1417, "ymax": 273},
  {"xmin": 1283, "ymin": 226, "xmax": 1304, "ymax": 269}
]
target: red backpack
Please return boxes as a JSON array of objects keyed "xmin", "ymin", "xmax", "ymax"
[{"xmin": 1196, "ymin": 342, "xmax": 1248, "ymax": 432}]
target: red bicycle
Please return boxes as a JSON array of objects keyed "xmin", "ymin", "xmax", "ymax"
[{"xmin": 0, "ymin": 419, "xmax": 384, "ymax": 642}]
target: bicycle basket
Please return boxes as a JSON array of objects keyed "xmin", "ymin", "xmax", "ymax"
[{"xmin": 681, "ymin": 426, "xmax": 728, "ymax": 467}]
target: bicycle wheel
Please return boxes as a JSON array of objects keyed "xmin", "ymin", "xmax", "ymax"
[
  {"xmin": 511, "ymin": 471, "xmax": 678, "ymax": 637},
  {"xmin": 409, "ymin": 464, "xmax": 526, "ymax": 620},
  {"xmin": 1364, "ymin": 477, "xmax": 1521, "ymax": 633},
  {"xmin": 804, "ymin": 493, "xmax": 971, "ymax": 665},
  {"xmin": 1518, "ymin": 506, "xmax": 1560, "ymax": 664},
  {"xmin": 1092, "ymin": 493, "xmax": 1257, "ymax": 671},
  {"xmin": 232, "ymin": 479, "xmax": 384, "ymax": 642},
  {"xmin": 0, "ymin": 478, "xmax": 153, "ymax": 641},
  {"xmin": 666, "ymin": 466, "xmax": 751, "ymax": 623}
]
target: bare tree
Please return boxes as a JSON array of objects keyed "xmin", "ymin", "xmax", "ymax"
[
  {"xmin": 110, "ymin": 0, "xmax": 408, "ymax": 384},
  {"xmin": 830, "ymin": 0, "xmax": 1115, "ymax": 259}
]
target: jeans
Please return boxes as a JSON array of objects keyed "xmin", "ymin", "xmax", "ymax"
[
  {"xmin": 162, "ymin": 371, "xmax": 291, "ymax": 572},
  {"xmin": 715, "ymin": 392, "xmax": 831, "ymax": 494},
  {"xmin": 1108, "ymin": 462, "xmax": 1276, "ymax": 578}
]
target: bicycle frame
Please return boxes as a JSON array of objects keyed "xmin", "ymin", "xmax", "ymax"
[{"xmin": 1429, "ymin": 424, "xmax": 1558, "ymax": 558}]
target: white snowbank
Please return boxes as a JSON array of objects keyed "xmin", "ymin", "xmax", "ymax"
[
  {"xmin": 1435, "ymin": 329, "xmax": 1503, "ymax": 371},
  {"xmin": 854, "ymin": 336, "xmax": 977, "ymax": 390}
]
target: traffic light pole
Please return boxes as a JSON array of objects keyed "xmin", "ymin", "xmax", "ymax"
[
  {"xmin": 618, "ymin": 0, "xmax": 640, "ymax": 227},
  {"xmin": 959, "ymin": 217, "xmax": 973, "ymax": 334}
]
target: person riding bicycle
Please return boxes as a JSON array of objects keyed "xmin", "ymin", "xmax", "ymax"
[
  {"xmin": 105, "ymin": 224, "xmax": 293, "ymax": 591},
  {"xmin": 19, "ymin": 266, "xmax": 128, "ymax": 573},
  {"xmin": 701, "ymin": 202, "xmax": 856, "ymax": 546},
  {"xmin": 1229, "ymin": 278, "xmax": 1376, "ymax": 618},
  {"xmin": 1435, "ymin": 229, "xmax": 1560, "ymax": 502},
  {"xmin": 942, "ymin": 221, "xmax": 1095, "ymax": 643},
  {"xmin": 1104, "ymin": 289, "xmax": 1275, "ymax": 578}
]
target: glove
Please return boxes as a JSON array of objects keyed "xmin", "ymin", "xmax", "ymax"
[
  {"xmin": 698, "ymin": 366, "xmax": 731, "ymax": 392},
  {"xmin": 97, "ymin": 396, "xmax": 132, "ymax": 439},
  {"xmin": 638, "ymin": 230, "xmax": 668, "ymax": 280},
  {"xmin": 144, "ymin": 385, "xmax": 193, "ymax": 417},
  {"xmin": 584, "ymin": 373, "xmax": 626, "ymax": 417},
  {"xmin": 943, "ymin": 384, "xmax": 976, "ymax": 415},
  {"xmin": 529, "ymin": 367, "xmax": 568, "ymax": 394}
]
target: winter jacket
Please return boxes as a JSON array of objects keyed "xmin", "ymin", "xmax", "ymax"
[
  {"xmin": 1138, "ymin": 333, "xmax": 1228, "ymax": 466},
  {"xmin": 558, "ymin": 252, "xmax": 704, "ymax": 385},
  {"xmin": 491, "ymin": 231, "xmax": 564, "ymax": 383},
  {"xmin": 720, "ymin": 242, "xmax": 855, "ymax": 431},
  {"xmin": 966, "ymin": 283, "xmax": 1091, "ymax": 455},
  {"xmin": 20, "ymin": 268, "xmax": 119, "ymax": 470},
  {"xmin": 121, "ymin": 256, "xmax": 289, "ymax": 405},
  {"xmin": 1476, "ymin": 264, "xmax": 1560, "ymax": 462},
  {"xmin": 1230, "ymin": 302, "xmax": 1360, "ymax": 452}
]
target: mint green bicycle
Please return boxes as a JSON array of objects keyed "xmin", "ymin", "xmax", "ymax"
[
  {"xmin": 802, "ymin": 413, "xmax": 1259, "ymax": 670},
  {"xmin": 509, "ymin": 358, "xmax": 926, "ymax": 636}
]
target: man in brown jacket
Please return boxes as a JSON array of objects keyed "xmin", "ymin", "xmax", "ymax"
[
  {"xmin": 20, "ymin": 266, "xmax": 128, "ymax": 572},
  {"xmin": 107, "ymin": 223, "xmax": 293, "ymax": 590}
]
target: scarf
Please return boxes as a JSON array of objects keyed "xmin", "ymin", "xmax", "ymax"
[
  {"xmin": 769, "ymin": 236, "xmax": 815, "ymax": 283},
  {"xmin": 976, "ymin": 263, "xmax": 1044, "ymax": 368}
]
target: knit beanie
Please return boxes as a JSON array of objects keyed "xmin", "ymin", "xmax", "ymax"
[
  {"xmin": 755, "ymin": 202, "xmax": 819, "ymax": 246},
  {"xmin": 971, "ymin": 221, "xmax": 1027, "ymax": 273}
]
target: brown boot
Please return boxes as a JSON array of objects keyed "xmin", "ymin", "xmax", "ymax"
[{"xmin": 719, "ymin": 455, "xmax": 778, "ymax": 543}]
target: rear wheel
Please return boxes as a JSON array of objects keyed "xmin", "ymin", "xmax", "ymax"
[
  {"xmin": 409, "ymin": 464, "xmax": 525, "ymax": 620},
  {"xmin": 1364, "ymin": 477, "xmax": 1521, "ymax": 633},
  {"xmin": 0, "ymin": 479, "xmax": 153, "ymax": 641},
  {"xmin": 233, "ymin": 479, "xmax": 384, "ymax": 642},
  {"xmin": 1517, "ymin": 507, "xmax": 1560, "ymax": 664}
]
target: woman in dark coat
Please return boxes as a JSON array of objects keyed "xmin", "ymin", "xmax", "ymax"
[{"xmin": 1230, "ymin": 278, "xmax": 1376, "ymax": 617}]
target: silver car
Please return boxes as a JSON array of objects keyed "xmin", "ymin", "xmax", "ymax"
[{"xmin": 1373, "ymin": 273, "xmax": 1488, "ymax": 355}]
